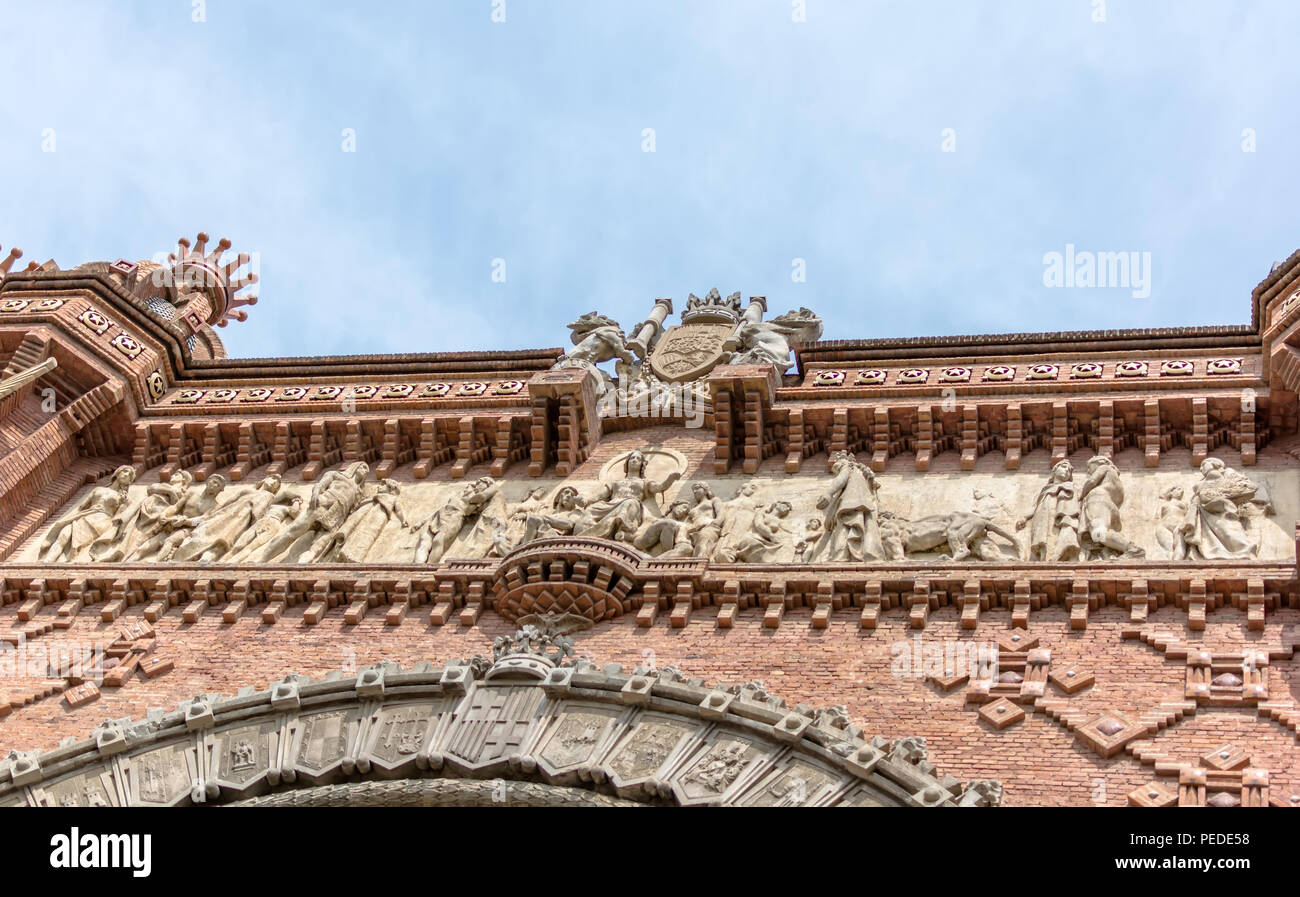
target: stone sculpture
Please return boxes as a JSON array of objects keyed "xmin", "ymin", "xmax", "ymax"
[
  {"xmin": 684, "ymin": 483, "xmax": 725, "ymax": 558},
  {"xmin": 89, "ymin": 469, "xmax": 193, "ymax": 562},
  {"xmin": 712, "ymin": 482, "xmax": 762, "ymax": 561},
  {"xmin": 227, "ymin": 496, "xmax": 304, "ymax": 562},
  {"xmin": 728, "ymin": 307, "xmax": 823, "ymax": 371},
  {"xmin": 1018, "ymin": 459, "xmax": 1081, "ymax": 562},
  {"xmin": 574, "ymin": 450, "xmax": 681, "ymax": 543},
  {"xmin": 258, "ymin": 461, "xmax": 369, "ymax": 563},
  {"xmin": 331, "ymin": 478, "xmax": 409, "ymax": 563},
  {"xmin": 881, "ymin": 510, "xmax": 1021, "ymax": 562},
  {"xmin": 412, "ymin": 476, "xmax": 500, "ymax": 564},
  {"xmin": 811, "ymin": 451, "xmax": 884, "ymax": 561},
  {"xmin": 713, "ymin": 501, "xmax": 792, "ymax": 563},
  {"xmin": 40, "ymin": 465, "xmax": 137, "ymax": 563},
  {"xmin": 552, "ymin": 312, "xmax": 637, "ymax": 395},
  {"xmin": 1154, "ymin": 484, "xmax": 1189, "ymax": 560},
  {"xmin": 632, "ymin": 500, "xmax": 696, "ymax": 557},
  {"xmin": 128, "ymin": 475, "xmax": 228, "ymax": 562},
  {"xmin": 1182, "ymin": 458, "xmax": 1271, "ymax": 560},
  {"xmin": 170, "ymin": 473, "xmax": 286, "ymax": 563},
  {"xmin": 519, "ymin": 485, "xmax": 585, "ymax": 545},
  {"xmin": 1078, "ymin": 456, "xmax": 1144, "ymax": 560}
]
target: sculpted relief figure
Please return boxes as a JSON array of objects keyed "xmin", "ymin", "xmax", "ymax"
[
  {"xmin": 880, "ymin": 507, "xmax": 1021, "ymax": 562},
  {"xmin": 1078, "ymin": 456, "xmax": 1144, "ymax": 560},
  {"xmin": 128, "ymin": 475, "xmax": 228, "ymax": 562},
  {"xmin": 574, "ymin": 450, "xmax": 681, "ymax": 543},
  {"xmin": 712, "ymin": 482, "xmax": 761, "ymax": 561},
  {"xmin": 1182, "ymin": 458, "xmax": 1273, "ymax": 560},
  {"xmin": 330, "ymin": 478, "xmax": 409, "ymax": 563},
  {"xmin": 684, "ymin": 483, "xmax": 725, "ymax": 558},
  {"xmin": 1017, "ymin": 460, "xmax": 1081, "ymax": 562},
  {"xmin": 518, "ymin": 485, "xmax": 585, "ymax": 545},
  {"xmin": 633, "ymin": 500, "xmax": 696, "ymax": 558},
  {"xmin": 412, "ymin": 476, "xmax": 500, "ymax": 564},
  {"xmin": 228, "ymin": 495, "xmax": 304, "ymax": 562},
  {"xmin": 90, "ymin": 469, "xmax": 193, "ymax": 562},
  {"xmin": 1154, "ymin": 485, "xmax": 1189, "ymax": 560},
  {"xmin": 258, "ymin": 461, "xmax": 369, "ymax": 563},
  {"xmin": 552, "ymin": 312, "xmax": 637, "ymax": 395},
  {"xmin": 40, "ymin": 465, "xmax": 136, "ymax": 563},
  {"xmin": 713, "ymin": 501, "xmax": 792, "ymax": 563},
  {"xmin": 171, "ymin": 474, "xmax": 287, "ymax": 563},
  {"xmin": 810, "ymin": 451, "xmax": 884, "ymax": 562}
]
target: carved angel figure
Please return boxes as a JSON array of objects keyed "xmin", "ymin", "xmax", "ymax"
[
  {"xmin": 40, "ymin": 465, "xmax": 136, "ymax": 563},
  {"xmin": 552, "ymin": 311, "xmax": 637, "ymax": 395},
  {"xmin": 728, "ymin": 307, "xmax": 823, "ymax": 371},
  {"xmin": 1182, "ymin": 458, "xmax": 1270, "ymax": 560},
  {"xmin": 574, "ymin": 450, "xmax": 681, "ymax": 543}
]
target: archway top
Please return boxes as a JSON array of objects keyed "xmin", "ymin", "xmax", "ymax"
[{"xmin": 0, "ymin": 623, "xmax": 1001, "ymax": 808}]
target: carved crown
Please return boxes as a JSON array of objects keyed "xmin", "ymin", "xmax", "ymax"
[
  {"xmin": 682, "ymin": 288, "xmax": 742, "ymax": 325},
  {"xmin": 166, "ymin": 232, "xmax": 258, "ymax": 328}
]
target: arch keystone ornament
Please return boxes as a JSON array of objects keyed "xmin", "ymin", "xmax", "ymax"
[{"xmin": 0, "ymin": 623, "xmax": 999, "ymax": 808}]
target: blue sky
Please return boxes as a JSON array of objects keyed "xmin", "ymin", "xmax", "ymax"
[{"xmin": 2, "ymin": 1, "xmax": 1297, "ymax": 359}]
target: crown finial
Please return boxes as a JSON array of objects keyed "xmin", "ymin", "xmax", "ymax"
[
  {"xmin": 681, "ymin": 288, "xmax": 743, "ymax": 324},
  {"xmin": 167, "ymin": 232, "xmax": 259, "ymax": 327}
]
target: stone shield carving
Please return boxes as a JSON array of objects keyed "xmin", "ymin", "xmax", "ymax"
[{"xmin": 649, "ymin": 323, "xmax": 733, "ymax": 383}]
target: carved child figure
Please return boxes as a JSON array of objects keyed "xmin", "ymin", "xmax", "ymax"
[{"xmin": 1154, "ymin": 484, "xmax": 1188, "ymax": 560}]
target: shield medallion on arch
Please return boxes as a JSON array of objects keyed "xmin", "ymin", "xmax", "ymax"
[{"xmin": 649, "ymin": 323, "xmax": 733, "ymax": 383}]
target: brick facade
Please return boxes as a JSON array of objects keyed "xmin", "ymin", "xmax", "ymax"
[{"xmin": 0, "ymin": 239, "xmax": 1298, "ymax": 807}]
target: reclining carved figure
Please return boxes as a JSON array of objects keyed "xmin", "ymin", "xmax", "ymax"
[{"xmin": 880, "ymin": 510, "xmax": 1021, "ymax": 562}]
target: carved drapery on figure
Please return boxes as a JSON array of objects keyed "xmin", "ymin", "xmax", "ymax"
[
  {"xmin": 40, "ymin": 465, "xmax": 136, "ymax": 563},
  {"xmin": 1182, "ymin": 458, "xmax": 1272, "ymax": 560},
  {"xmin": 1019, "ymin": 460, "xmax": 1081, "ymax": 562},
  {"xmin": 810, "ymin": 451, "xmax": 884, "ymax": 562}
]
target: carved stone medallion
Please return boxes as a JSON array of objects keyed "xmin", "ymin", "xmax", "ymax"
[{"xmin": 649, "ymin": 323, "xmax": 733, "ymax": 383}]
